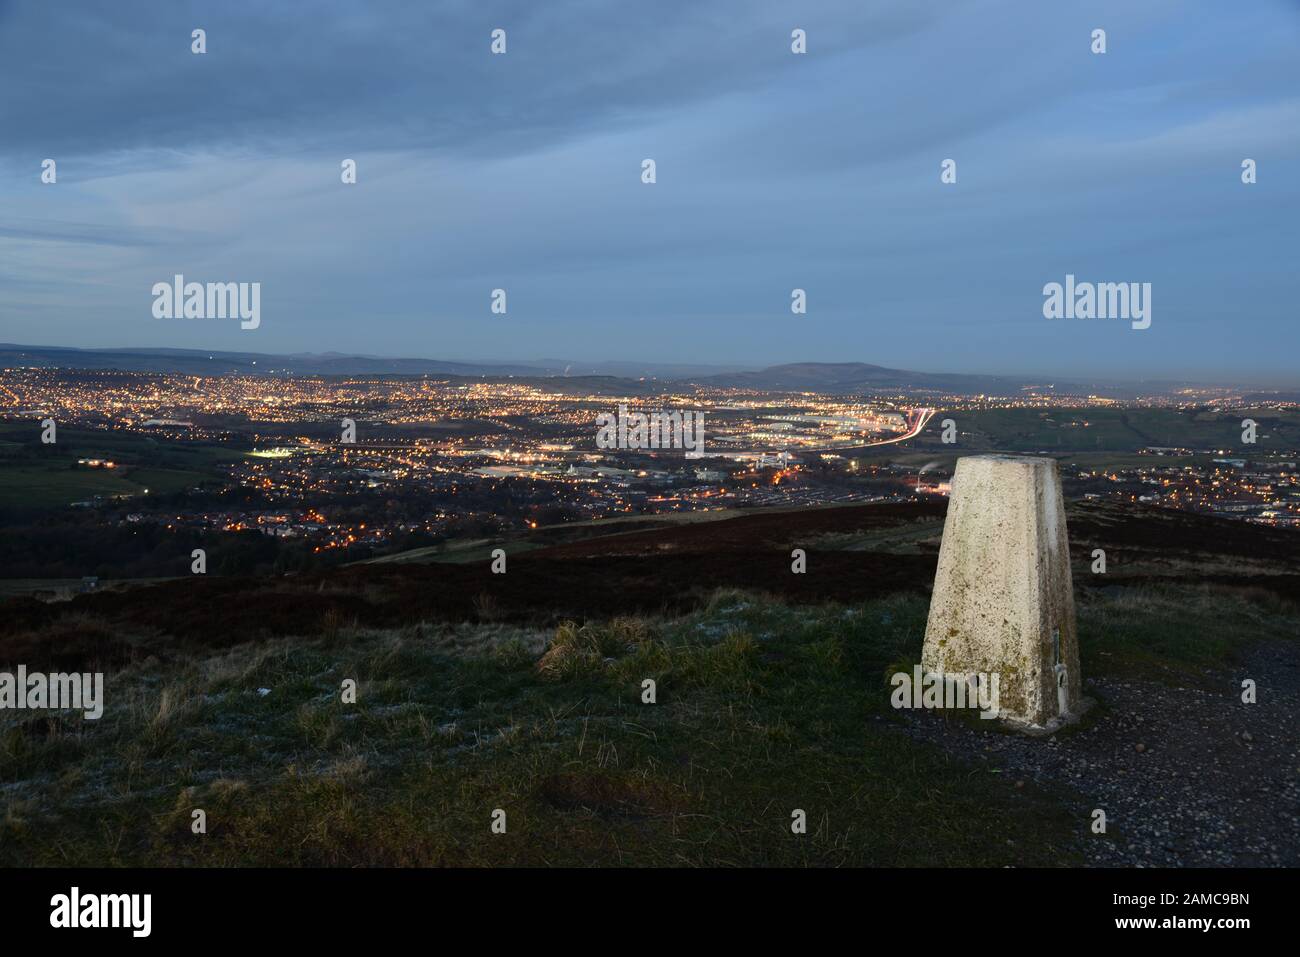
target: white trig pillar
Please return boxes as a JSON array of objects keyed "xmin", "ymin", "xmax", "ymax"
[{"xmin": 921, "ymin": 454, "xmax": 1084, "ymax": 732}]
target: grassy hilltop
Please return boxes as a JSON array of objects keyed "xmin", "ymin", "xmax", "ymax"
[{"xmin": 1, "ymin": 501, "xmax": 1297, "ymax": 867}]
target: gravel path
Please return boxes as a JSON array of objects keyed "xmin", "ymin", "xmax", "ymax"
[{"xmin": 899, "ymin": 641, "xmax": 1300, "ymax": 867}]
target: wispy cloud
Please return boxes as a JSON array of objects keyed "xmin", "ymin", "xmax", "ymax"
[{"xmin": 0, "ymin": 0, "xmax": 1296, "ymax": 383}]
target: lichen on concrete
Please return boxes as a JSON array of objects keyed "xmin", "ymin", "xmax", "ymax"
[{"xmin": 922, "ymin": 454, "xmax": 1084, "ymax": 732}]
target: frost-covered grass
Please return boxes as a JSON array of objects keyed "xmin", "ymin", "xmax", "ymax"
[{"xmin": 3, "ymin": 583, "xmax": 1288, "ymax": 866}]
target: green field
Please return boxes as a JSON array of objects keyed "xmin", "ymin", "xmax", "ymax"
[
  {"xmin": 0, "ymin": 426, "xmax": 244, "ymax": 508},
  {"xmin": 0, "ymin": 466, "xmax": 144, "ymax": 508},
  {"xmin": 857, "ymin": 406, "xmax": 1300, "ymax": 462}
]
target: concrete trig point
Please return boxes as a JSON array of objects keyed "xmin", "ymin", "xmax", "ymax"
[{"xmin": 922, "ymin": 454, "xmax": 1086, "ymax": 733}]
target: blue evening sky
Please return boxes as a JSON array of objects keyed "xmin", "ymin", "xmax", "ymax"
[{"xmin": 0, "ymin": 0, "xmax": 1296, "ymax": 383}]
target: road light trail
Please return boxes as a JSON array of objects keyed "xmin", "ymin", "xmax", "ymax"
[{"xmin": 806, "ymin": 407, "xmax": 936, "ymax": 454}]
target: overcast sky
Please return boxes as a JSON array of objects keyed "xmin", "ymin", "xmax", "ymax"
[{"xmin": 1, "ymin": 0, "xmax": 1297, "ymax": 384}]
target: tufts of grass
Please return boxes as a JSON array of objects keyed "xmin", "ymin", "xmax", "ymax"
[
  {"xmin": 1, "ymin": 583, "xmax": 1291, "ymax": 866},
  {"xmin": 1078, "ymin": 584, "xmax": 1297, "ymax": 682}
]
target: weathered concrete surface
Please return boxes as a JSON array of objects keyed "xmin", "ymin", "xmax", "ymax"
[{"xmin": 922, "ymin": 455, "xmax": 1084, "ymax": 732}]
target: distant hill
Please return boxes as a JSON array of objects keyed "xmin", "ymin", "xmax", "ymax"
[
  {"xmin": 698, "ymin": 361, "xmax": 1046, "ymax": 395},
  {"xmin": 0, "ymin": 344, "xmax": 545, "ymax": 378},
  {"xmin": 1, "ymin": 343, "xmax": 1163, "ymax": 396}
]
